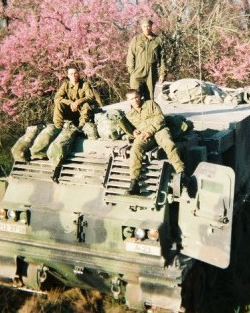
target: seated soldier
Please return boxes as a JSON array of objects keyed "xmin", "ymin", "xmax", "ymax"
[
  {"xmin": 53, "ymin": 66, "xmax": 98, "ymax": 131},
  {"xmin": 119, "ymin": 89, "xmax": 186, "ymax": 195}
]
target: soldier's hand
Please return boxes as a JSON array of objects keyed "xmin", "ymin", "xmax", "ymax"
[
  {"xmin": 141, "ymin": 132, "xmax": 152, "ymax": 141},
  {"xmin": 159, "ymin": 75, "xmax": 165, "ymax": 84},
  {"xmin": 70, "ymin": 102, "xmax": 78, "ymax": 112},
  {"xmin": 133, "ymin": 129, "xmax": 141, "ymax": 137}
]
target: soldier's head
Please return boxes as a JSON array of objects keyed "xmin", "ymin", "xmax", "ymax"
[
  {"xmin": 126, "ymin": 89, "xmax": 142, "ymax": 110},
  {"xmin": 140, "ymin": 17, "xmax": 153, "ymax": 36},
  {"xmin": 67, "ymin": 66, "xmax": 80, "ymax": 84}
]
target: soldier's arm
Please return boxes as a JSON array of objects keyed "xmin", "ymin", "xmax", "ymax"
[
  {"xmin": 146, "ymin": 101, "xmax": 166, "ymax": 134},
  {"xmin": 159, "ymin": 38, "xmax": 167, "ymax": 80},
  {"xmin": 54, "ymin": 82, "xmax": 72, "ymax": 106},
  {"xmin": 74, "ymin": 81, "xmax": 95, "ymax": 107},
  {"xmin": 118, "ymin": 116, "xmax": 135, "ymax": 138},
  {"xmin": 126, "ymin": 37, "xmax": 136, "ymax": 75}
]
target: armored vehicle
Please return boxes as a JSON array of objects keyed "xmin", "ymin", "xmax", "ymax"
[{"xmin": 0, "ymin": 82, "xmax": 250, "ymax": 312}]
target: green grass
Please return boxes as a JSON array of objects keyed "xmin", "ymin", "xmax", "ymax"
[{"xmin": 0, "ymin": 148, "xmax": 14, "ymax": 176}]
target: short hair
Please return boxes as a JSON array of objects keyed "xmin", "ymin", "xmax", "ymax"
[
  {"xmin": 66, "ymin": 65, "xmax": 80, "ymax": 72},
  {"xmin": 140, "ymin": 17, "xmax": 153, "ymax": 26},
  {"xmin": 126, "ymin": 89, "xmax": 140, "ymax": 97}
]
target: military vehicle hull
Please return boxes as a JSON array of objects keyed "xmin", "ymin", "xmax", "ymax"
[{"xmin": 1, "ymin": 91, "xmax": 250, "ymax": 312}]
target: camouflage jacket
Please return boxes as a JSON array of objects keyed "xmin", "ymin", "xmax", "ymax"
[
  {"xmin": 124, "ymin": 100, "xmax": 166, "ymax": 136},
  {"xmin": 126, "ymin": 33, "xmax": 166, "ymax": 78},
  {"xmin": 54, "ymin": 79, "xmax": 95, "ymax": 107}
]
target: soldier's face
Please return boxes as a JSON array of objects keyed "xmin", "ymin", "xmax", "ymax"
[
  {"xmin": 127, "ymin": 93, "xmax": 141, "ymax": 109},
  {"xmin": 68, "ymin": 69, "xmax": 80, "ymax": 84},
  {"xmin": 141, "ymin": 23, "xmax": 153, "ymax": 36}
]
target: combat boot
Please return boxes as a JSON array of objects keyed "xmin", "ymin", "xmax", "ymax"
[
  {"xmin": 180, "ymin": 171, "xmax": 189, "ymax": 188},
  {"xmin": 126, "ymin": 179, "xmax": 140, "ymax": 195}
]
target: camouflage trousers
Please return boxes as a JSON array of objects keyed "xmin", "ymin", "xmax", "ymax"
[
  {"xmin": 53, "ymin": 102, "xmax": 94, "ymax": 128},
  {"xmin": 129, "ymin": 67, "xmax": 158, "ymax": 100},
  {"xmin": 129, "ymin": 127, "xmax": 185, "ymax": 179}
]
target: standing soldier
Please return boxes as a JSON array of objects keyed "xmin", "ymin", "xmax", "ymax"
[{"xmin": 126, "ymin": 17, "xmax": 166, "ymax": 101}]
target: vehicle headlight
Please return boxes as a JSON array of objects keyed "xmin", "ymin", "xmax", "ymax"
[
  {"xmin": 134, "ymin": 228, "xmax": 146, "ymax": 240},
  {"xmin": 7, "ymin": 209, "xmax": 17, "ymax": 221},
  {"xmin": 19, "ymin": 211, "xmax": 28, "ymax": 224},
  {"xmin": 123, "ymin": 226, "xmax": 133, "ymax": 238},
  {"xmin": 147, "ymin": 229, "xmax": 159, "ymax": 241}
]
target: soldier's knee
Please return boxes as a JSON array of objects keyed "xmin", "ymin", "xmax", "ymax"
[{"xmin": 55, "ymin": 102, "xmax": 67, "ymax": 111}]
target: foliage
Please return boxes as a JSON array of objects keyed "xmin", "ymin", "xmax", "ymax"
[
  {"xmin": 18, "ymin": 287, "xmax": 138, "ymax": 313},
  {"xmin": 0, "ymin": 0, "xmax": 155, "ymax": 131},
  {"xmin": 151, "ymin": 0, "xmax": 250, "ymax": 83},
  {"xmin": 204, "ymin": 32, "xmax": 250, "ymax": 87},
  {"xmin": 0, "ymin": 286, "xmax": 32, "ymax": 313},
  {"xmin": 0, "ymin": 284, "xmax": 249, "ymax": 313},
  {"xmin": 0, "ymin": 109, "xmax": 18, "ymax": 174},
  {"xmin": 0, "ymin": 286, "xmax": 173, "ymax": 312},
  {"xmin": 196, "ymin": 0, "xmax": 250, "ymax": 86}
]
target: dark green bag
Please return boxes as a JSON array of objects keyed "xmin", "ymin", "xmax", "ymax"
[
  {"xmin": 30, "ymin": 124, "xmax": 61, "ymax": 160},
  {"xmin": 165, "ymin": 115, "xmax": 193, "ymax": 140},
  {"xmin": 11, "ymin": 125, "xmax": 42, "ymax": 162},
  {"xmin": 47, "ymin": 122, "xmax": 77, "ymax": 166},
  {"xmin": 95, "ymin": 109, "xmax": 125, "ymax": 140}
]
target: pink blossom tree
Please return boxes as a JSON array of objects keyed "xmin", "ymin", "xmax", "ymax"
[
  {"xmin": 1, "ymin": 0, "xmax": 250, "ymax": 132},
  {"xmin": 204, "ymin": 32, "xmax": 250, "ymax": 87},
  {"xmin": 0, "ymin": 0, "xmax": 156, "ymax": 127}
]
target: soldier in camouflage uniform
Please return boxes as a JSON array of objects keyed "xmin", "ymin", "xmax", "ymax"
[
  {"xmin": 53, "ymin": 67, "xmax": 97, "ymax": 130},
  {"xmin": 126, "ymin": 18, "xmax": 166, "ymax": 101},
  {"xmin": 119, "ymin": 89, "xmax": 185, "ymax": 195}
]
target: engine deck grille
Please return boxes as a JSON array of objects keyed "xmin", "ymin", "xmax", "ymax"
[
  {"xmin": 104, "ymin": 154, "xmax": 168, "ymax": 210},
  {"xmin": 59, "ymin": 152, "xmax": 110, "ymax": 186},
  {"xmin": 11, "ymin": 160, "xmax": 54, "ymax": 181}
]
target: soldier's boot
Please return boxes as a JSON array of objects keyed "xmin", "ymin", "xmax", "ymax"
[
  {"xmin": 181, "ymin": 171, "xmax": 198, "ymax": 198},
  {"xmin": 83, "ymin": 122, "xmax": 99, "ymax": 139},
  {"xmin": 172, "ymin": 171, "xmax": 190, "ymax": 198},
  {"xmin": 180, "ymin": 171, "xmax": 190, "ymax": 188},
  {"xmin": 126, "ymin": 179, "xmax": 140, "ymax": 195}
]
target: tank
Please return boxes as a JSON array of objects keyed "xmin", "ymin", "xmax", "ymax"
[{"xmin": 0, "ymin": 83, "xmax": 250, "ymax": 313}]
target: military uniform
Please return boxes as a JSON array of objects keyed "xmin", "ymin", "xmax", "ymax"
[
  {"xmin": 126, "ymin": 33, "xmax": 166, "ymax": 100},
  {"xmin": 53, "ymin": 79, "xmax": 96, "ymax": 128},
  {"xmin": 119, "ymin": 100, "xmax": 184, "ymax": 179}
]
